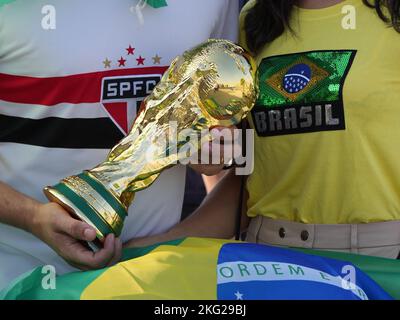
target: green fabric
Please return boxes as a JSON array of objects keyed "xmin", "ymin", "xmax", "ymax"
[
  {"xmin": 147, "ymin": 0, "xmax": 168, "ymax": 9},
  {"xmin": 0, "ymin": 0, "xmax": 15, "ymax": 8},
  {"xmin": 0, "ymin": 268, "xmax": 106, "ymax": 300},
  {"xmin": 2, "ymin": 238, "xmax": 399, "ymax": 300},
  {"xmin": 0, "ymin": 239, "xmax": 183, "ymax": 300},
  {"xmin": 295, "ymin": 248, "xmax": 400, "ymax": 300},
  {"xmin": 0, "ymin": 268, "xmax": 39, "ymax": 300}
]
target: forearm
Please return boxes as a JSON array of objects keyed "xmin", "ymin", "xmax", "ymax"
[
  {"xmin": 0, "ymin": 181, "xmax": 121, "ymax": 269},
  {"xmin": 0, "ymin": 181, "xmax": 40, "ymax": 233},
  {"xmin": 125, "ymin": 169, "xmax": 249, "ymax": 247}
]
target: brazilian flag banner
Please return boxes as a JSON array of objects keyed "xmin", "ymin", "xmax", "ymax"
[{"xmin": 1, "ymin": 238, "xmax": 399, "ymax": 300}]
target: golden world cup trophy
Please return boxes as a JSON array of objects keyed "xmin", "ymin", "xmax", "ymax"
[{"xmin": 44, "ymin": 39, "xmax": 258, "ymax": 250}]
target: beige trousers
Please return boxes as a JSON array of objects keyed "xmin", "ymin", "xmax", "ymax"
[{"xmin": 246, "ymin": 216, "xmax": 400, "ymax": 259}]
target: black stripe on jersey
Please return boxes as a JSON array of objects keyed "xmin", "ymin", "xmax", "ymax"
[{"xmin": 0, "ymin": 115, "xmax": 124, "ymax": 149}]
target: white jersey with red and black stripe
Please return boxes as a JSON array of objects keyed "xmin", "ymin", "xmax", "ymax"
[{"xmin": 0, "ymin": 0, "xmax": 238, "ymax": 289}]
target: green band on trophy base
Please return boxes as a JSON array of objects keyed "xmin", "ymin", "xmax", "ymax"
[
  {"xmin": 79, "ymin": 172, "xmax": 127, "ymax": 220},
  {"xmin": 52, "ymin": 183, "xmax": 115, "ymax": 237}
]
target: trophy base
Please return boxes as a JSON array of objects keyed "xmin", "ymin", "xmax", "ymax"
[
  {"xmin": 44, "ymin": 186, "xmax": 105, "ymax": 251},
  {"xmin": 44, "ymin": 172, "xmax": 127, "ymax": 244}
]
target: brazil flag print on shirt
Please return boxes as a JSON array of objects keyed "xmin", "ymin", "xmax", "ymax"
[
  {"xmin": 252, "ymin": 50, "xmax": 356, "ymax": 137},
  {"xmin": 1, "ymin": 238, "xmax": 398, "ymax": 300}
]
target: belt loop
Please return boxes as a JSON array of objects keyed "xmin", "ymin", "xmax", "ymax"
[
  {"xmin": 255, "ymin": 216, "xmax": 265, "ymax": 244},
  {"xmin": 311, "ymin": 224, "xmax": 316, "ymax": 248},
  {"xmin": 350, "ymin": 224, "xmax": 358, "ymax": 253}
]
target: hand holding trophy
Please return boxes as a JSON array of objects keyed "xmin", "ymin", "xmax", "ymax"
[{"xmin": 44, "ymin": 39, "xmax": 258, "ymax": 250}]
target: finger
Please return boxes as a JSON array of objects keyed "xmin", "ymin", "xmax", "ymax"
[
  {"xmin": 81, "ymin": 233, "xmax": 116, "ymax": 269},
  {"xmin": 209, "ymin": 126, "xmax": 238, "ymax": 144},
  {"xmin": 60, "ymin": 234, "xmax": 116, "ymax": 270},
  {"xmin": 55, "ymin": 214, "xmax": 97, "ymax": 242},
  {"xmin": 107, "ymin": 237, "xmax": 123, "ymax": 267},
  {"xmin": 202, "ymin": 140, "xmax": 234, "ymax": 165},
  {"xmin": 59, "ymin": 241, "xmax": 97, "ymax": 271},
  {"xmin": 65, "ymin": 259, "xmax": 91, "ymax": 272}
]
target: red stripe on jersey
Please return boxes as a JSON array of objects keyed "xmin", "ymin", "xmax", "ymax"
[{"xmin": 0, "ymin": 67, "xmax": 168, "ymax": 106}]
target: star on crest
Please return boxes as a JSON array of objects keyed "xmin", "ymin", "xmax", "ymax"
[
  {"xmin": 126, "ymin": 45, "xmax": 135, "ymax": 55},
  {"xmin": 118, "ymin": 56, "xmax": 127, "ymax": 67},
  {"xmin": 103, "ymin": 58, "xmax": 112, "ymax": 68},
  {"xmin": 136, "ymin": 55, "xmax": 145, "ymax": 66},
  {"xmin": 152, "ymin": 54, "xmax": 162, "ymax": 64}
]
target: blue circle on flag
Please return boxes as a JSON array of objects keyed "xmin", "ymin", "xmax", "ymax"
[{"xmin": 283, "ymin": 63, "xmax": 312, "ymax": 94}]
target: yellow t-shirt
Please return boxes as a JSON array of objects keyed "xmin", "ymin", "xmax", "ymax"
[{"xmin": 241, "ymin": 0, "xmax": 400, "ymax": 224}]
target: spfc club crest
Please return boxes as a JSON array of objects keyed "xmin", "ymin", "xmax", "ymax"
[{"xmin": 101, "ymin": 73, "xmax": 163, "ymax": 135}]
